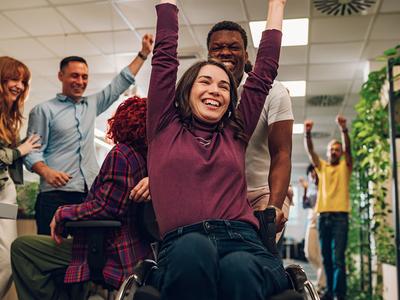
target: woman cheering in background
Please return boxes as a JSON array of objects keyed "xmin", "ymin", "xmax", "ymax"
[{"xmin": 0, "ymin": 56, "xmax": 40, "ymax": 298}]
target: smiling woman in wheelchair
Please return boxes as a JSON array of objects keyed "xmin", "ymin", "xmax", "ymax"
[
  {"xmin": 142, "ymin": 1, "xmax": 290, "ymax": 300},
  {"xmin": 10, "ymin": 96, "xmax": 154, "ymax": 300}
]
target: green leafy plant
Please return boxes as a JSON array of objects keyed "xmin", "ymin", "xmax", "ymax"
[
  {"xmin": 16, "ymin": 181, "xmax": 38, "ymax": 219},
  {"xmin": 347, "ymin": 51, "xmax": 400, "ymax": 299}
]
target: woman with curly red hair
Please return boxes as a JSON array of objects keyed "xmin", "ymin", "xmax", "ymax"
[{"xmin": 11, "ymin": 96, "xmax": 153, "ymax": 300}]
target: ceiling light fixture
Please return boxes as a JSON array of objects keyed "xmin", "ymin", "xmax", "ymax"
[
  {"xmin": 313, "ymin": 0, "xmax": 376, "ymax": 16},
  {"xmin": 250, "ymin": 18, "xmax": 309, "ymax": 48},
  {"xmin": 281, "ymin": 81, "xmax": 307, "ymax": 97},
  {"xmin": 293, "ymin": 124, "xmax": 304, "ymax": 134}
]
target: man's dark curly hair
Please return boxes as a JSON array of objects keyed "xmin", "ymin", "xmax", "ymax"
[{"xmin": 206, "ymin": 21, "xmax": 248, "ymax": 50}]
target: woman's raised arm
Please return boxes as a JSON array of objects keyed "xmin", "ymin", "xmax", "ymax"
[
  {"xmin": 238, "ymin": 0, "xmax": 286, "ymax": 138},
  {"xmin": 147, "ymin": 1, "xmax": 179, "ymax": 142},
  {"xmin": 266, "ymin": 0, "xmax": 285, "ymax": 31}
]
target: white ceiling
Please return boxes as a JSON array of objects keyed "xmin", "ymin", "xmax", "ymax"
[{"xmin": 1, "ymin": 0, "xmax": 399, "ymax": 183}]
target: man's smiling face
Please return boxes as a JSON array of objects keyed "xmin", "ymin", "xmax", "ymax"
[{"xmin": 208, "ymin": 30, "xmax": 248, "ymax": 83}]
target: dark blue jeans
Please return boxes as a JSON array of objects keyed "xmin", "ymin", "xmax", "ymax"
[
  {"xmin": 35, "ymin": 191, "xmax": 87, "ymax": 236},
  {"xmin": 149, "ymin": 220, "xmax": 290, "ymax": 300},
  {"xmin": 318, "ymin": 212, "xmax": 348, "ymax": 299}
]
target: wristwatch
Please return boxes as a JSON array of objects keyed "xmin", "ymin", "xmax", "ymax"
[{"xmin": 138, "ymin": 51, "xmax": 148, "ymax": 61}]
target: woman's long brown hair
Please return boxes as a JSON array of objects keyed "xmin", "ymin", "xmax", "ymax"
[{"xmin": 0, "ymin": 56, "xmax": 31, "ymax": 146}]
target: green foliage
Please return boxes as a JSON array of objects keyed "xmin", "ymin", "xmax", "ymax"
[
  {"xmin": 347, "ymin": 51, "xmax": 398, "ymax": 298},
  {"xmin": 16, "ymin": 181, "xmax": 38, "ymax": 218}
]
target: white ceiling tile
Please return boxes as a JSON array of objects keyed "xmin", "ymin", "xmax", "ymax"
[
  {"xmin": 280, "ymin": 46, "xmax": 308, "ymax": 65},
  {"xmin": 351, "ymin": 79, "xmax": 364, "ymax": 94},
  {"xmin": 86, "ymin": 30, "xmax": 142, "ymax": 54},
  {"xmin": 25, "ymin": 59, "xmax": 60, "ymax": 76},
  {"xmin": 180, "ymin": 0, "xmax": 246, "ymax": 25},
  {"xmin": 307, "ymin": 80, "xmax": 351, "ymax": 95},
  {"xmin": 0, "ymin": 0, "xmax": 47, "ymax": 10},
  {"xmin": 48, "ymin": 0, "xmax": 100, "ymax": 4},
  {"xmin": 58, "ymin": 2, "xmax": 128, "ymax": 32},
  {"xmin": 308, "ymin": 63, "xmax": 358, "ymax": 81},
  {"xmin": 362, "ymin": 40, "xmax": 399, "ymax": 60},
  {"xmin": 39, "ymin": 35, "xmax": 102, "ymax": 57},
  {"xmin": 380, "ymin": 0, "xmax": 400, "ymax": 13},
  {"xmin": 245, "ymin": 0, "xmax": 310, "ymax": 21},
  {"xmin": 84, "ymin": 55, "xmax": 119, "ymax": 74},
  {"xmin": 0, "ymin": 15, "xmax": 28, "ymax": 39},
  {"xmin": 310, "ymin": 42, "xmax": 363, "ymax": 64},
  {"xmin": 86, "ymin": 73, "xmax": 117, "ymax": 92},
  {"xmin": 370, "ymin": 14, "xmax": 400, "ymax": 40},
  {"xmin": 137, "ymin": 26, "xmax": 199, "ymax": 52},
  {"xmin": 346, "ymin": 93, "xmax": 361, "ymax": 106},
  {"xmin": 4, "ymin": 7, "xmax": 77, "ymax": 36},
  {"xmin": 311, "ymin": 15, "xmax": 372, "ymax": 43},
  {"xmin": 114, "ymin": 0, "xmax": 158, "ymax": 29},
  {"xmin": 30, "ymin": 76, "xmax": 59, "ymax": 92},
  {"xmin": 42, "ymin": 75, "xmax": 62, "ymax": 87},
  {"xmin": 0, "ymin": 38, "xmax": 55, "ymax": 60},
  {"xmin": 276, "ymin": 65, "xmax": 307, "ymax": 81}
]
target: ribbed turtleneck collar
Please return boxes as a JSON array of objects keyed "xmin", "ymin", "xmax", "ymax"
[{"xmin": 191, "ymin": 115, "xmax": 219, "ymax": 132}]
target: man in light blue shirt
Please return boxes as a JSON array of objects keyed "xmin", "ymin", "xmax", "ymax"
[{"xmin": 25, "ymin": 34, "xmax": 153, "ymax": 235}]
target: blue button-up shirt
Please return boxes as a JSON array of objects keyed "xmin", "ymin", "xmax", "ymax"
[{"xmin": 25, "ymin": 67, "xmax": 135, "ymax": 193}]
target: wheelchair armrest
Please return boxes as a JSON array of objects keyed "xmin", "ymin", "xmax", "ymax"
[
  {"xmin": 65, "ymin": 220, "xmax": 121, "ymax": 229},
  {"xmin": 64, "ymin": 220, "xmax": 122, "ymax": 283},
  {"xmin": 254, "ymin": 207, "xmax": 278, "ymax": 256},
  {"xmin": 137, "ymin": 202, "xmax": 161, "ymax": 243}
]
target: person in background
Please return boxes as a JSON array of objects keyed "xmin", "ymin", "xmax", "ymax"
[
  {"xmin": 24, "ymin": 34, "xmax": 153, "ymax": 236},
  {"xmin": 299, "ymin": 164, "xmax": 326, "ymax": 292},
  {"xmin": 304, "ymin": 116, "xmax": 352, "ymax": 300},
  {"xmin": 11, "ymin": 96, "xmax": 153, "ymax": 300},
  {"xmin": 0, "ymin": 56, "xmax": 41, "ymax": 298}
]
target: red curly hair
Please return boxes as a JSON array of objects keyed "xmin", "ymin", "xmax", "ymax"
[{"xmin": 107, "ymin": 96, "xmax": 147, "ymax": 145}]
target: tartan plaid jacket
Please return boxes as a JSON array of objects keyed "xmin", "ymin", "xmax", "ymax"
[{"xmin": 55, "ymin": 143, "xmax": 153, "ymax": 289}]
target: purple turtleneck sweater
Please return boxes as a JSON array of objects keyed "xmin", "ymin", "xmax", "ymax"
[{"xmin": 148, "ymin": 3, "xmax": 282, "ymax": 237}]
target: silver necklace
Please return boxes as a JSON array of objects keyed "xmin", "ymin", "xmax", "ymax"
[{"xmin": 195, "ymin": 136, "xmax": 211, "ymax": 147}]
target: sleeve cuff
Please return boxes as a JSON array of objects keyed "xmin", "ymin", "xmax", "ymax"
[
  {"xmin": 13, "ymin": 149, "xmax": 21, "ymax": 160},
  {"xmin": 24, "ymin": 154, "xmax": 44, "ymax": 172},
  {"xmin": 156, "ymin": 3, "xmax": 179, "ymax": 33},
  {"xmin": 120, "ymin": 66, "xmax": 136, "ymax": 84}
]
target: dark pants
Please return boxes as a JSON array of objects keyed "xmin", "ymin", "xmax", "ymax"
[
  {"xmin": 318, "ymin": 212, "xmax": 348, "ymax": 299},
  {"xmin": 149, "ymin": 220, "xmax": 290, "ymax": 300},
  {"xmin": 35, "ymin": 191, "xmax": 87, "ymax": 236}
]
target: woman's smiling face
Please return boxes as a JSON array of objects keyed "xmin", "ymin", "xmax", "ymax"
[{"xmin": 189, "ymin": 64, "xmax": 231, "ymax": 124}]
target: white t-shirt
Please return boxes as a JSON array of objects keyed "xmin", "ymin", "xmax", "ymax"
[{"xmin": 239, "ymin": 74, "xmax": 294, "ymax": 193}]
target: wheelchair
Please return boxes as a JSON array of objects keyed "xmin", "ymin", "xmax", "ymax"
[
  {"xmin": 113, "ymin": 204, "xmax": 320, "ymax": 300},
  {"xmin": 64, "ymin": 203, "xmax": 319, "ymax": 300}
]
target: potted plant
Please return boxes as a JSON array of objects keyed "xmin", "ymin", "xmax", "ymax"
[
  {"xmin": 16, "ymin": 181, "xmax": 39, "ymax": 235},
  {"xmin": 347, "ymin": 45, "xmax": 399, "ymax": 299}
]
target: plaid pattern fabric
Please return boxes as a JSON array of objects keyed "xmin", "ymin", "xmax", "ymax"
[{"xmin": 55, "ymin": 143, "xmax": 152, "ymax": 289}]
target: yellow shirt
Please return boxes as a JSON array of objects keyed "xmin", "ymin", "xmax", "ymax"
[{"xmin": 315, "ymin": 157, "xmax": 351, "ymax": 213}]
